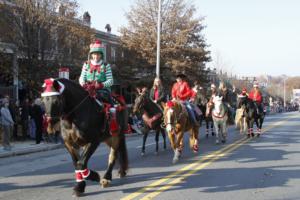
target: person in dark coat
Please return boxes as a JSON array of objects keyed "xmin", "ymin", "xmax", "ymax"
[
  {"xmin": 149, "ymin": 77, "xmax": 166, "ymax": 108},
  {"xmin": 31, "ymin": 98, "xmax": 44, "ymax": 144},
  {"xmin": 20, "ymin": 98, "xmax": 30, "ymax": 140}
]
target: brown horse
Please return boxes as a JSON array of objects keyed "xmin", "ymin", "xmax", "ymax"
[{"xmin": 163, "ymin": 100, "xmax": 199, "ymax": 163}]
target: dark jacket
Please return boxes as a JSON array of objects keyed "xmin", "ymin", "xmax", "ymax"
[{"xmin": 149, "ymin": 86, "xmax": 166, "ymax": 104}]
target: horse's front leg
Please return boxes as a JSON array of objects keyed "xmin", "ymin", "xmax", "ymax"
[
  {"xmin": 155, "ymin": 129, "xmax": 160, "ymax": 155},
  {"xmin": 141, "ymin": 127, "xmax": 149, "ymax": 156},
  {"xmin": 161, "ymin": 128, "xmax": 167, "ymax": 150},
  {"xmin": 102, "ymin": 136, "xmax": 119, "ymax": 188},
  {"xmin": 213, "ymin": 120, "xmax": 220, "ymax": 144},
  {"xmin": 173, "ymin": 131, "xmax": 184, "ymax": 164},
  {"xmin": 73, "ymin": 142, "xmax": 100, "ymax": 197}
]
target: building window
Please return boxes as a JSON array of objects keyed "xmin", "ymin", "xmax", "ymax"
[
  {"xmin": 102, "ymin": 42, "xmax": 107, "ymax": 62},
  {"xmin": 111, "ymin": 47, "xmax": 116, "ymax": 62}
]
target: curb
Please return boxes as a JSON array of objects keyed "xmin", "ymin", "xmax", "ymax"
[
  {"xmin": 0, "ymin": 143, "xmax": 64, "ymax": 158},
  {"xmin": 0, "ymin": 133, "xmax": 142, "ymax": 158}
]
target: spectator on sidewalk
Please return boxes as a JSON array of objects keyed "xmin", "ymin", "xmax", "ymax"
[
  {"xmin": 20, "ymin": 98, "xmax": 30, "ymax": 140},
  {"xmin": 4, "ymin": 95, "xmax": 20, "ymax": 141},
  {"xmin": 31, "ymin": 98, "xmax": 44, "ymax": 144},
  {"xmin": 1, "ymin": 101, "xmax": 14, "ymax": 151}
]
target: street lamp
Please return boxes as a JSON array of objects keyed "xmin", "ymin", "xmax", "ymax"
[{"xmin": 156, "ymin": 0, "xmax": 161, "ymax": 78}]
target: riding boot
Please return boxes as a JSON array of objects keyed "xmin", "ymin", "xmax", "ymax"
[{"xmin": 109, "ymin": 107, "xmax": 119, "ymax": 136}]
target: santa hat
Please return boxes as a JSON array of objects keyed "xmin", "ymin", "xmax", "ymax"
[
  {"xmin": 89, "ymin": 40, "xmax": 105, "ymax": 56},
  {"xmin": 211, "ymin": 83, "xmax": 216, "ymax": 89},
  {"xmin": 41, "ymin": 78, "xmax": 65, "ymax": 97}
]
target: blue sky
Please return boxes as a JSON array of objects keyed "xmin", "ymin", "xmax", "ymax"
[{"xmin": 77, "ymin": 0, "xmax": 300, "ymax": 77}]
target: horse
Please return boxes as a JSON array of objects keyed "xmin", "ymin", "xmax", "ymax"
[
  {"xmin": 235, "ymin": 95, "xmax": 247, "ymax": 133},
  {"xmin": 132, "ymin": 88, "xmax": 167, "ymax": 156},
  {"xmin": 207, "ymin": 96, "xmax": 228, "ymax": 144},
  {"xmin": 163, "ymin": 100, "xmax": 199, "ymax": 163},
  {"xmin": 238, "ymin": 96, "xmax": 265, "ymax": 137},
  {"xmin": 193, "ymin": 90, "xmax": 215, "ymax": 138},
  {"xmin": 41, "ymin": 78, "xmax": 129, "ymax": 197}
]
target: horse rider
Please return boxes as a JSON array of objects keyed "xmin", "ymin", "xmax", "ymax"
[
  {"xmin": 248, "ymin": 82, "xmax": 264, "ymax": 116},
  {"xmin": 79, "ymin": 39, "xmax": 118, "ymax": 134},
  {"xmin": 149, "ymin": 77, "xmax": 166, "ymax": 109},
  {"xmin": 218, "ymin": 82, "xmax": 235, "ymax": 125},
  {"xmin": 171, "ymin": 73, "xmax": 199, "ymax": 126}
]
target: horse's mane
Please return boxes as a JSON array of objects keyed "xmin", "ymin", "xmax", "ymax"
[{"xmin": 57, "ymin": 78, "xmax": 88, "ymax": 97}]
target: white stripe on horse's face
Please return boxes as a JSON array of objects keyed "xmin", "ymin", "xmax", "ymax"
[
  {"xmin": 213, "ymin": 98, "xmax": 222, "ymax": 115},
  {"xmin": 166, "ymin": 108, "xmax": 174, "ymax": 133}
]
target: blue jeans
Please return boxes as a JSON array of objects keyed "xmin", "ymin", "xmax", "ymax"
[{"xmin": 184, "ymin": 101, "xmax": 197, "ymax": 124}]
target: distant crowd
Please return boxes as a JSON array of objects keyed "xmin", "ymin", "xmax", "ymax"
[{"xmin": 0, "ymin": 95, "xmax": 61, "ymax": 151}]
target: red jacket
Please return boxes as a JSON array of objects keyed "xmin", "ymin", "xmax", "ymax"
[
  {"xmin": 249, "ymin": 89, "xmax": 262, "ymax": 104},
  {"xmin": 171, "ymin": 81, "xmax": 194, "ymax": 101}
]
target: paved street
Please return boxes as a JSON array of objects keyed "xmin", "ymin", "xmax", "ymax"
[{"xmin": 0, "ymin": 112, "xmax": 299, "ymax": 200}]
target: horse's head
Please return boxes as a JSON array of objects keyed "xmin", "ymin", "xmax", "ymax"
[
  {"xmin": 41, "ymin": 78, "xmax": 65, "ymax": 133},
  {"xmin": 133, "ymin": 87, "xmax": 148, "ymax": 114},
  {"xmin": 163, "ymin": 100, "xmax": 181, "ymax": 133},
  {"xmin": 212, "ymin": 95, "xmax": 224, "ymax": 115},
  {"xmin": 237, "ymin": 95, "xmax": 247, "ymax": 109}
]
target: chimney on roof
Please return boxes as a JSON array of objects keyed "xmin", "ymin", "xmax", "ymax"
[
  {"xmin": 83, "ymin": 12, "xmax": 91, "ymax": 26},
  {"xmin": 105, "ymin": 24, "xmax": 111, "ymax": 33}
]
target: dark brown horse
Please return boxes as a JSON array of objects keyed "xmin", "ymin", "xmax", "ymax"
[
  {"xmin": 132, "ymin": 88, "xmax": 167, "ymax": 155},
  {"xmin": 41, "ymin": 78, "xmax": 129, "ymax": 197}
]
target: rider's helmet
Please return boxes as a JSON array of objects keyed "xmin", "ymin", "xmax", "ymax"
[
  {"xmin": 242, "ymin": 88, "xmax": 247, "ymax": 94},
  {"xmin": 89, "ymin": 40, "xmax": 105, "ymax": 58},
  {"xmin": 176, "ymin": 73, "xmax": 187, "ymax": 80},
  {"xmin": 253, "ymin": 82, "xmax": 259, "ymax": 88}
]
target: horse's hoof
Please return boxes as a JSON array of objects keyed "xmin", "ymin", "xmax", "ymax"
[
  {"xmin": 141, "ymin": 151, "xmax": 145, "ymax": 156},
  {"xmin": 72, "ymin": 190, "xmax": 83, "ymax": 197},
  {"xmin": 72, "ymin": 181, "xmax": 86, "ymax": 197},
  {"xmin": 251, "ymin": 133, "xmax": 255, "ymax": 137},
  {"xmin": 212, "ymin": 132, "xmax": 215, "ymax": 136},
  {"xmin": 222, "ymin": 139, "xmax": 226, "ymax": 143},
  {"xmin": 119, "ymin": 170, "xmax": 127, "ymax": 178},
  {"xmin": 155, "ymin": 151, "xmax": 158, "ymax": 155},
  {"xmin": 101, "ymin": 179, "xmax": 111, "ymax": 188},
  {"xmin": 247, "ymin": 134, "xmax": 250, "ymax": 138},
  {"xmin": 172, "ymin": 157, "xmax": 179, "ymax": 164},
  {"xmin": 206, "ymin": 134, "xmax": 209, "ymax": 138}
]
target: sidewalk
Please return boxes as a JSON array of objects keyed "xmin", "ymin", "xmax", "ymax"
[
  {"xmin": 0, "ymin": 132, "xmax": 141, "ymax": 159},
  {"xmin": 0, "ymin": 140, "xmax": 64, "ymax": 158}
]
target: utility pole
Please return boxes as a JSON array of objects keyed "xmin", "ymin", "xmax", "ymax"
[
  {"xmin": 156, "ymin": 0, "xmax": 161, "ymax": 78},
  {"xmin": 283, "ymin": 78, "xmax": 286, "ymax": 111}
]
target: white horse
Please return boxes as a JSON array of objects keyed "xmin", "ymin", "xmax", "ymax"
[
  {"xmin": 235, "ymin": 95, "xmax": 248, "ymax": 134},
  {"xmin": 209, "ymin": 96, "xmax": 228, "ymax": 144}
]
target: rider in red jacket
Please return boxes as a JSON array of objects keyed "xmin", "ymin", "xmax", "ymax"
[
  {"xmin": 171, "ymin": 74, "xmax": 198, "ymax": 125},
  {"xmin": 171, "ymin": 75, "xmax": 194, "ymax": 101},
  {"xmin": 248, "ymin": 83, "xmax": 263, "ymax": 114}
]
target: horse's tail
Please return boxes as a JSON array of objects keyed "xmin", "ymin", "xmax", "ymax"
[{"xmin": 118, "ymin": 109, "xmax": 129, "ymax": 173}]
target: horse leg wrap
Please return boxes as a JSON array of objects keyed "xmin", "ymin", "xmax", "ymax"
[
  {"xmin": 85, "ymin": 170, "xmax": 100, "ymax": 182},
  {"xmin": 77, "ymin": 169, "xmax": 100, "ymax": 182},
  {"xmin": 75, "ymin": 170, "xmax": 84, "ymax": 182},
  {"xmin": 193, "ymin": 139, "xmax": 199, "ymax": 152}
]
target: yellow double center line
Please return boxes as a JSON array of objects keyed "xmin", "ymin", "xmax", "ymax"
[{"xmin": 121, "ymin": 115, "xmax": 297, "ymax": 200}]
